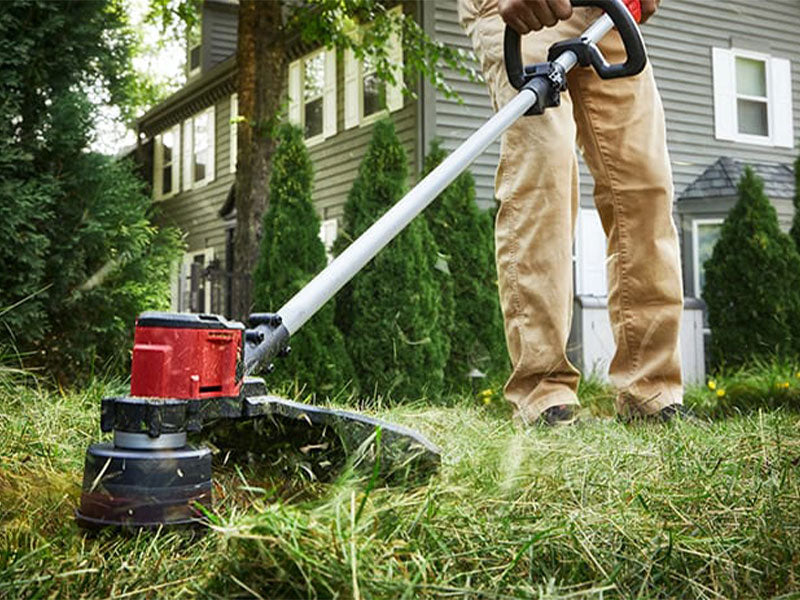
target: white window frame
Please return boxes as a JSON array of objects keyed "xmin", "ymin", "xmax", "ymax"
[
  {"xmin": 153, "ymin": 124, "xmax": 180, "ymax": 201},
  {"xmin": 182, "ymin": 106, "xmax": 216, "ymax": 191},
  {"xmin": 319, "ymin": 218, "xmax": 338, "ymax": 264},
  {"xmin": 230, "ymin": 93, "xmax": 238, "ymax": 174},
  {"xmin": 344, "ymin": 6, "xmax": 404, "ymax": 129},
  {"xmin": 171, "ymin": 247, "xmax": 215, "ymax": 313},
  {"xmin": 288, "ymin": 48, "xmax": 337, "ymax": 145},
  {"xmin": 712, "ymin": 47, "xmax": 794, "ymax": 148},
  {"xmin": 692, "ymin": 218, "xmax": 724, "ymax": 299}
]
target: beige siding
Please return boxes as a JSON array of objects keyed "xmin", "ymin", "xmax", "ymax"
[
  {"xmin": 155, "ymin": 95, "xmax": 235, "ymax": 260},
  {"xmin": 433, "ymin": 0, "xmax": 800, "ymax": 207},
  {"xmin": 645, "ymin": 0, "xmax": 800, "ymax": 195},
  {"xmin": 432, "ymin": 0, "xmax": 499, "ymax": 209},
  {"xmin": 307, "ymin": 52, "xmax": 418, "ymax": 222}
]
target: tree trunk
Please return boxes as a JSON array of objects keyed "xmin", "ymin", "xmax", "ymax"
[{"xmin": 233, "ymin": 0, "xmax": 287, "ymax": 320}]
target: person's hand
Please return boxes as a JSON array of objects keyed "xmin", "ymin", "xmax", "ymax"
[
  {"xmin": 498, "ymin": 0, "xmax": 573, "ymax": 34},
  {"xmin": 640, "ymin": 0, "xmax": 660, "ymax": 23}
]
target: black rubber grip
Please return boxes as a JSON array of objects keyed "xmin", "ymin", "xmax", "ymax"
[{"xmin": 504, "ymin": 0, "xmax": 647, "ymax": 88}]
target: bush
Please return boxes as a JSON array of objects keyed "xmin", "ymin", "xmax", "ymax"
[
  {"xmin": 252, "ymin": 123, "xmax": 354, "ymax": 395},
  {"xmin": 0, "ymin": 2, "xmax": 181, "ymax": 381},
  {"xmin": 422, "ymin": 140, "xmax": 508, "ymax": 388},
  {"xmin": 335, "ymin": 119, "xmax": 449, "ymax": 400},
  {"xmin": 703, "ymin": 167, "xmax": 800, "ymax": 367},
  {"xmin": 789, "ymin": 155, "xmax": 800, "ymax": 251}
]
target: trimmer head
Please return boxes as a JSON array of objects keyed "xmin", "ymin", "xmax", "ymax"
[
  {"xmin": 75, "ymin": 312, "xmax": 440, "ymax": 531},
  {"xmin": 76, "ymin": 443, "xmax": 212, "ymax": 529}
]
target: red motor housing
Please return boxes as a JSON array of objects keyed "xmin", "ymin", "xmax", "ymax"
[{"xmin": 130, "ymin": 312, "xmax": 245, "ymax": 399}]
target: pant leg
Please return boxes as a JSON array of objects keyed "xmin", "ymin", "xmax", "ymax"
[
  {"xmin": 459, "ymin": 1, "xmax": 589, "ymax": 423},
  {"xmin": 568, "ymin": 18, "xmax": 684, "ymax": 416}
]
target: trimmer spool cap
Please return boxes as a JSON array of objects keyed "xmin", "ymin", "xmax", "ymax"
[{"xmin": 75, "ymin": 442, "xmax": 212, "ymax": 529}]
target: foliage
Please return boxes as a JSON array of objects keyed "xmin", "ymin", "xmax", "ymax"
[
  {"xmin": 0, "ymin": 0, "xmax": 182, "ymax": 380},
  {"xmin": 252, "ymin": 124, "xmax": 354, "ymax": 394},
  {"xmin": 3, "ymin": 371, "xmax": 800, "ymax": 598},
  {"xmin": 335, "ymin": 120, "xmax": 449, "ymax": 401},
  {"xmin": 703, "ymin": 167, "xmax": 800, "ymax": 368},
  {"xmin": 790, "ymin": 155, "xmax": 800, "ymax": 251},
  {"xmin": 422, "ymin": 140, "xmax": 508, "ymax": 388}
]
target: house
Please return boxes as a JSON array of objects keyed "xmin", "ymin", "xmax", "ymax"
[{"xmin": 134, "ymin": 0, "xmax": 800, "ymax": 384}]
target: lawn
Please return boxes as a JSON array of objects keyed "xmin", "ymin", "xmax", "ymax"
[{"xmin": 1, "ymin": 368, "xmax": 799, "ymax": 599}]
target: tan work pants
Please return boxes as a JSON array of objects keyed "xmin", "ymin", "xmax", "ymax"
[{"xmin": 458, "ymin": 1, "xmax": 684, "ymax": 422}]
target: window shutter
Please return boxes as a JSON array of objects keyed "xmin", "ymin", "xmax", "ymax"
[
  {"xmin": 386, "ymin": 28, "xmax": 404, "ymax": 113},
  {"xmin": 171, "ymin": 124, "xmax": 180, "ymax": 193},
  {"xmin": 344, "ymin": 48, "xmax": 359, "ymax": 129},
  {"xmin": 182, "ymin": 119, "xmax": 193, "ymax": 191},
  {"xmin": 770, "ymin": 57, "xmax": 794, "ymax": 148},
  {"xmin": 230, "ymin": 93, "xmax": 238, "ymax": 174},
  {"xmin": 576, "ymin": 208, "xmax": 608, "ymax": 296},
  {"xmin": 288, "ymin": 59, "xmax": 302, "ymax": 125},
  {"xmin": 206, "ymin": 106, "xmax": 216, "ymax": 182},
  {"xmin": 323, "ymin": 49, "xmax": 337, "ymax": 139},
  {"xmin": 712, "ymin": 48, "xmax": 736, "ymax": 142},
  {"xmin": 153, "ymin": 134, "xmax": 163, "ymax": 200}
]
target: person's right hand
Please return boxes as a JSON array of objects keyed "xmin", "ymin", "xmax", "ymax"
[{"xmin": 498, "ymin": 0, "xmax": 573, "ymax": 34}]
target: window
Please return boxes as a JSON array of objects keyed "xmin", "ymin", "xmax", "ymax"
[
  {"xmin": 343, "ymin": 6, "xmax": 404, "ymax": 129},
  {"xmin": 153, "ymin": 124, "xmax": 180, "ymax": 201},
  {"xmin": 362, "ymin": 53, "xmax": 387, "ymax": 120},
  {"xmin": 712, "ymin": 47, "xmax": 793, "ymax": 147},
  {"xmin": 172, "ymin": 248, "xmax": 214, "ymax": 313},
  {"xmin": 692, "ymin": 219, "xmax": 724, "ymax": 298},
  {"xmin": 230, "ymin": 93, "xmax": 238, "ymax": 174},
  {"xmin": 288, "ymin": 49, "xmax": 336, "ymax": 143},
  {"xmin": 736, "ymin": 57, "xmax": 768, "ymax": 136},
  {"xmin": 182, "ymin": 106, "xmax": 215, "ymax": 190},
  {"xmin": 188, "ymin": 23, "xmax": 201, "ymax": 78},
  {"xmin": 319, "ymin": 218, "xmax": 338, "ymax": 264}
]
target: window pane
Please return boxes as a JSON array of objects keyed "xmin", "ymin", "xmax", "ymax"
[
  {"xmin": 162, "ymin": 131, "xmax": 173, "ymax": 164},
  {"xmin": 162, "ymin": 165, "xmax": 172, "ymax": 195},
  {"xmin": 363, "ymin": 72, "xmax": 386, "ymax": 118},
  {"xmin": 304, "ymin": 97, "xmax": 323, "ymax": 138},
  {"xmin": 194, "ymin": 113, "xmax": 209, "ymax": 182},
  {"xmin": 304, "ymin": 53, "xmax": 325, "ymax": 102},
  {"xmin": 737, "ymin": 98, "xmax": 768, "ymax": 136},
  {"xmin": 735, "ymin": 57, "xmax": 767, "ymax": 97},
  {"xmin": 696, "ymin": 222, "xmax": 722, "ymax": 294}
]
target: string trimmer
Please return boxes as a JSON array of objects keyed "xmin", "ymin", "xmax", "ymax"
[{"xmin": 76, "ymin": 0, "xmax": 646, "ymax": 529}]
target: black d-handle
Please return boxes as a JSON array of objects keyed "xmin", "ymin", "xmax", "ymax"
[{"xmin": 504, "ymin": 0, "xmax": 647, "ymax": 89}]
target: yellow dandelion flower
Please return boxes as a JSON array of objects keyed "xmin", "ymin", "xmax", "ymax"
[
  {"xmin": 716, "ymin": 389, "xmax": 726, "ymax": 398},
  {"xmin": 483, "ymin": 396, "xmax": 492, "ymax": 405},
  {"xmin": 707, "ymin": 380, "xmax": 717, "ymax": 391},
  {"xmin": 783, "ymin": 381, "xmax": 791, "ymax": 389},
  {"xmin": 796, "ymin": 371, "xmax": 800, "ymax": 378}
]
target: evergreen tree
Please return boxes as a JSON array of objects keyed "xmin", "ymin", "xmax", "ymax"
[
  {"xmin": 789, "ymin": 155, "xmax": 800, "ymax": 251},
  {"xmin": 252, "ymin": 123, "xmax": 354, "ymax": 395},
  {"xmin": 336, "ymin": 119, "xmax": 449, "ymax": 400},
  {"xmin": 703, "ymin": 167, "xmax": 800, "ymax": 367},
  {"xmin": 0, "ymin": 1, "xmax": 181, "ymax": 381},
  {"xmin": 422, "ymin": 140, "xmax": 508, "ymax": 388}
]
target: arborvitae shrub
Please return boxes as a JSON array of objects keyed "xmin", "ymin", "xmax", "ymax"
[
  {"xmin": 252, "ymin": 123, "xmax": 353, "ymax": 395},
  {"xmin": 335, "ymin": 119, "xmax": 449, "ymax": 401},
  {"xmin": 422, "ymin": 140, "xmax": 508, "ymax": 388},
  {"xmin": 789, "ymin": 155, "xmax": 800, "ymax": 251},
  {"xmin": 703, "ymin": 167, "xmax": 800, "ymax": 367}
]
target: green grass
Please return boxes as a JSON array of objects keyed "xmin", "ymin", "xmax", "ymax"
[{"xmin": 2, "ymin": 366, "xmax": 800, "ymax": 599}]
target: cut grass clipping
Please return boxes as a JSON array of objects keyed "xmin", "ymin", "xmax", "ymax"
[{"xmin": 2, "ymin": 366, "xmax": 800, "ymax": 598}]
